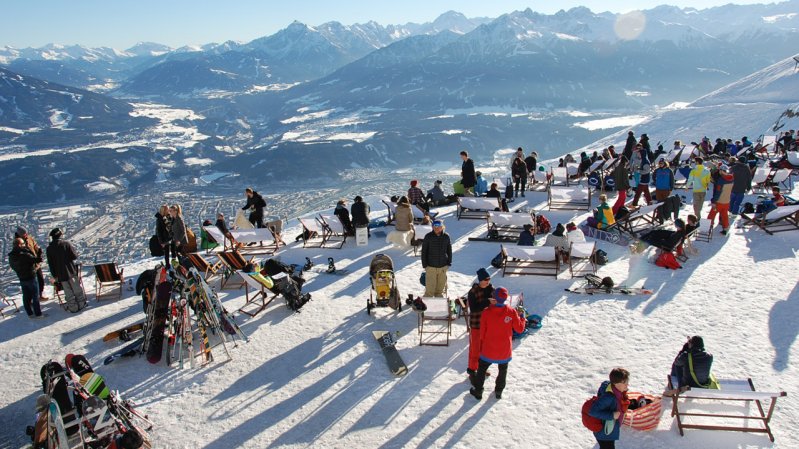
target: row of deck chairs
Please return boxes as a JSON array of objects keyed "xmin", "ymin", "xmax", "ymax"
[
  {"xmin": 382, "ymin": 199, "xmax": 438, "ymax": 224},
  {"xmin": 202, "ymin": 224, "xmax": 282, "ymax": 255}
]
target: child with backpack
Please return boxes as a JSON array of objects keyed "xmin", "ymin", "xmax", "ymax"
[{"xmin": 586, "ymin": 367, "xmax": 631, "ymax": 449}]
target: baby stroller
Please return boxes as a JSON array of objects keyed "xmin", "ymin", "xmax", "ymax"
[{"xmin": 367, "ymin": 254, "xmax": 401, "ymax": 315}]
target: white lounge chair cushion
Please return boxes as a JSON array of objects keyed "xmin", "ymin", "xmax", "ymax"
[
  {"xmin": 549, "ymin": 186, "xmax": 590, "ymax": 202},
  {"xmin": 488, "ymin": 211, "xmax": 533, "ymax": 227},
  {"xmin": 459, "ymin": 197, "xmax": 500, "ymax": 211},
  {"xmin": 503, "ymin": 246, "xmax": 557, "ymax": 261}
]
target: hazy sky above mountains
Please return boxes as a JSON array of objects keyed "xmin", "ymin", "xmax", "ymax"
[{"xmin": 2, "ymin": 0, "xmax": 776, "ymax": 49}]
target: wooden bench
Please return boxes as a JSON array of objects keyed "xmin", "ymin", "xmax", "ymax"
[{"xmin": 667, "ymin": 376, "xmax": 787, "ymax": 442}]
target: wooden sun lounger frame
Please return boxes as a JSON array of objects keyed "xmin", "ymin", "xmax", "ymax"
[
  {"xmin": 740, "ymin": 204, "xmax": 799, "ymax": 235},
  {"xmin": 185, "ymin": 253, "xmax": 223, "ymax": 283},
  {"xmin": 616, "ymin": 203, "xmax": 660, "ymax": 235},
  {"xmin": 485, "ymin": 210, "xmax": 535, "ymax": 242},
  {"xmin": 217, "ymin": 250, "xmax": 255, "ymax": 290},
  {"xmin": 666, "ymin": 376, "xmax": 787, "ymax": 442},
  {"xmin": 500, "ymin": 245, "xmax": 559, "ymax": 278},
  {"xmin": 567, "ymin": 241, "xmax": 596, "ymax": 278},
  {"xmin": 238, "ymin": 271, "xmax": 279, "ymax": 317},
  {"xmin": 457, "ymin": 197, "xmax": 501, "ymax": 220},
  {"xmin": 382, "ymin": 199, "xmax": 438, "ymax": 225},
  {"xmin": 417, "ymin": 296, "xmax": 455, "ymax": 346},
  {"xmin": 318, "ymin": 214, "xmax": 348, "ymax": 249},
  {"xmin": 547, "ymin": 185, "xmax": 591, "ymax": 211}
]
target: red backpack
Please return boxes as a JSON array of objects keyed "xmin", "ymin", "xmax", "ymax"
[
  {"xmin": 582, "ymin": 396, "xmax": 603, "ymax": 432},
  {"xmin": 655, "ymin": 251, "xmax": 681, "ymax": 270},
  {"xmin": 535, "ymin": 214, "xmax": 551, "ymax": 234}
]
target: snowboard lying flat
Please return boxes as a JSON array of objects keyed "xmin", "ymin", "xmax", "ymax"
[
  {"xmin": 103, "ymin": 322, "xmax": 144, "ymax": 342},
  {"xmin": 373, "ymin": 331, "xmax": 408, "ymax": 377}
]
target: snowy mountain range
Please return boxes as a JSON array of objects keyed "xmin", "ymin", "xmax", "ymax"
[{"xmin": 1, "ymin": 3, "xmax": 799, "ymax": 206}]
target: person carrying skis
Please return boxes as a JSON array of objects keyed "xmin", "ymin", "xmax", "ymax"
[
  {"xmin": 242, "ymin": 187, "xmax": 266, "ymax": 228},
  {"xmin": 469, "ymin": 287, "xmax": 525, "ymax": 400},
  {"xmin": 588, "ymin": 367, "xmax": 631, "ymax": 449},
  {"xmin": 46, "ymin": 228, "xmax": 87, "ymax": 313}
]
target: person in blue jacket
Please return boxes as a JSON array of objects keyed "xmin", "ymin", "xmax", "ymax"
[
  {"xmin": 653, "ymin": 158, "xmax": 675, "ymax": 202},
  {"xmin": 589, "ymin": 367, "xmax": 630, "ymax": 449}
]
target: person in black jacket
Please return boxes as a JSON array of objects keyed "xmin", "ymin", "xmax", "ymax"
[
  {"xmin": 421, "ymin": 220, "xmax": 452, "ymax": 297},
  {"xmin": 242, "ymin": 187, "xmax": 266, "ymax": 228},
  {"xmin": 623, "ymin": 130, "xmax": 637, "ymax": 162},
  {"xmin": 46, "ymin": 228, "xmax": 87, "ymax": 312},
  {"xmin": 460, "ymin": 151, "xmax": 476, "ymax": 197},
  {"xmin": 155, "ymin": 205, "xmax": 172, "ymax": 266},
  {"xmin": 350, "ymin": 196, "xmax": 370, "ymax": 237},
  {"xmin": 466, "ymin": 268, "xmax": 494, "ymax": 381},
  {"xmin": 511, "ymin": 157, "xmax": 528, "ymax": 197},
  {"xmin": 333, "ymin": 199, "xmax": 354, "ymax": 236},
  {"xmin": 14, "ymin": 226, "xmax": 49, "ymax": 301},
  {"xmin": 671, "ymin": 336, "xmax": 714, "ymax": 388},
  {"xmin": 8, "ymin": 238, "xmax": 43, "ymax": 318}
]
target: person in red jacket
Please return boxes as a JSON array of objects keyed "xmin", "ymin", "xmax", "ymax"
[{"xmin": 470, "ymin": 287, "xmax": 526, "ymax": 400}]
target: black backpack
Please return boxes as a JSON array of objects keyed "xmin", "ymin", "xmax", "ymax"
[
  {"xmin": 490, "ymin": 252, "xmax": 504, "ymax": 268},
  {"xmin": 592, "ymin": 249, "xmax": 609, "ymax": 265},
  {"xmin": 504, "ymin": 178, "xmax": 514, "ymax": 200},
  {"xmin": 149, "ymin": 235, "xmax": 163, "ymax": 257}
]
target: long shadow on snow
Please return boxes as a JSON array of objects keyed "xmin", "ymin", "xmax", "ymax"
[
  {"xmin": 741, "ymin": 226, "xmax": 798, "ymax": 262},
  {"xmin": 769, "ymin": 280, "xmax": 799, "ymax": 371},
  {"xmin": 0, "ymin": 390, "xmax": 40, "ymax": 449},
  {"xmin": 58, "ymin": 299, "xmax": 144, "ymax": 346},
  {"xmin": 201, "ymin": 313, "xmax": 387, "ymax": 448}
]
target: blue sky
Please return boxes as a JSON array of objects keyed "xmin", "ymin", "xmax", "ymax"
[{"xmin": 1, "ymin": 0, "xmax": 775, "ymax": 49}]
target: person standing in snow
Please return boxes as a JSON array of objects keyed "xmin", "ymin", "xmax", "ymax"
[
  {"xmin": 466, "ymin": 268, "xmax": 494, "ymax": 383},
  {"xmin": 14, "ymin": 227, "xmax": 49, "ymax": 302},
  {"xmin": 460, "ymin": 151, "xmax": 476, "ymax": 197},
  {"xmin": 169, "ymin": 204, "xmax": 188, "ymax": 256},
  {"xmin": 686, "ymin": 157, "xmax": 711, "ymax": 217},
  {"xmin": 469, "ymin": 287, "xmax": 525, "ymax": 400},
  {"xmin": 8, "ymin": 237, "xmax": 44, "ymax": 318},
  {"xmin": 588, "ymin": 367, "xmax": 631, "ymax": 449},
  {"xmin": 242, "ymin": 187, "xmax": 266, "ymax": 228},
  {"xmin": 729, "ymin": 156, "xmax": 752, "ymax": 215},
  {"xmin": 707, "ymin": 163, "xmax": 734, "ymax": 235},
  {"xmin": 46, "ymin": 228, "xmax": 87, "ymax": 313},
  {"xmin": 155, "ymin": 205, "xmax": 172, "ymax": 266},
  {"xmin": 420, "ymin": 219, "xmax": 451, "ymax": 297},
  {"xmin": 512, "ymin": 157, "xmax": 528, "ymax": 197}
]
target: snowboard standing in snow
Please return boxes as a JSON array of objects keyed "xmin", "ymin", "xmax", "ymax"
[
  {"xmin": 146, "ymin": 281, "xmax": 173, "ymax": 364},
  {"xmin": 373, "ymin": 330, "xmax": 408, "ymax": 377}
]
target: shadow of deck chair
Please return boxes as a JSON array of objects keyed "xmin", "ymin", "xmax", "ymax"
[
  {"xmin": 486, "ymin": 211, "xmax": 535, "ymax": 242},
  {"xmin": 298, "ymin": 217, "xmax": 326, "ymax": 248},
  {"xmin": 740, "ymin": 204, "xmax": 799, "ymax": 235},
  {"xmin": 617, "ymin": 203, "xmax": 660, "ymax": 235},
  {"xmin": 238, "ymin": 271, "xmax": 279, "ymax": 317},
  {"xmin": 500, "ymin": 245, "xmax": 559, "ymax": 277},
  {"xmin": 231, "ymin": 227, "xmax": 279, "ymax": 255},
  {"xmin": 217, "ymin": 250, "xmax": 255, "ymax": 289},
  {"xmin": 318, "ymin": 214, "xmax": 348, "ymax": 248},
  {"xmin": 417, "ymin": 296, "xmax": 455, "ymax": 346},
  {"xmin": 94, "ymin": 262, "xmax": 124, "ymax": 301},
  {"xmin": 457, "ymin": 197, "xmax": 500, "ymax": 220},
  {"xmin": 0, "ymin": 289, "xmax": 19, "ymax": 318},
  {"xmin": 547, "ymin": 185, "xmax": 591, "ymax": 211},
  {"xmin": 567, "ymin": 242, "xmax": 597, "ymax": 278},
  {"xmin": 666, "ymin": 376, "xmax": 787, "ymax": 442},
  {"xmin": 185, "ymin": 253, "xmax": 223, "ymax": 283},
  {"xmin": 411, "ymin": 223, "xmax": 432, "ymax": 256}
]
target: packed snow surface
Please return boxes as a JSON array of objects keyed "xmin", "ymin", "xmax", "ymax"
[{"xmin": 1, "ymin": 184, "xmax": 797, "ymax": 449}]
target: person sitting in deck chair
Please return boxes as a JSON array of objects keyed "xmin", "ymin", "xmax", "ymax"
[
  {"xmin": 517, "ymin": 224, "xmax": 535, "ymax": 246},
  {"xmin": 589, "ymin": 194, "xmax": 616, "ymax": 230},
  {"xmin": 215, "ymin": 213, "xmax": 242, "ymax": 249},
  {"xmin": 334, "ymin": 199, "xmax": 355, "ymax": 236},
  {"xmin": 543, "ymin": 223, "xmax": 569, "ymax": 262},
  {"xmin": 639, "ymin": 218, "xmax": 687, "ymax": 250},
  {"xmin": 670, "ymin": 335, "xmax": 716, "ymax": 389}
]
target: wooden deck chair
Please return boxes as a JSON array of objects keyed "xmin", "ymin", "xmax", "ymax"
[
  {"xmin": 457, "ymin": 197, "xmax": 500, "ymax": 220},
  {"xmin": 202, "ymin": 225, "xmax": 238, "ymax": 253},
  {"xmin": 667, "ymin": 376, "xmax": 787, "ymax": 442},
  {"xmin": 94, "ymin": 262, "xmax": 124, "ymax": 301},
  {"xmin": 486, "ymin": 211, "xmax": 535, "ymax": 242},
  {"xmin": 185, "ymin": 253, "xmax": 223, "ymax": 283},
  {"xmin": 550, "ymin": 166, "xmax": 570, "ymax": 186},
  {"xmin": 616, "ymin": 203, "xmax": 660, "ymax": 235},
  {"xmin": 417, "ymin": 296, "xmax": 455, "ymax": 346},
  {"xmin": 769, "ymin": 168, "xmax": 793, "ymax": 190},
  {"xmin": 231, "ymin": 227, "xmax": 279, "ymax": 255},
  {"xmin": 412, "ymin": 204, "xmax": 437, "ymax": 222},
  {"xmin": 238, "ymin": 271, "xmax": 278, "ymax": 317},
  {"xmin": 0, "ymin": 289, "xmax": 20, "ymax": 318},
  {"xmin": 530, "ymin": 169, "xmax": 549, "ymax": 190},
  {"xmin": 217, "ymin": 250, "xmax": 254, "ymax": 289},
  {"xmin": 500, "ymin": 245, "xmax": 559, "ymax": 277},
  {"xmin": 382, "ymin": 199, "xmax": 398, "ymax": 224},
  {"xmin": 298, "ymin": 217, "xmax": 326, "ymax": 248},
  {"xmin": 411, "ymin": 223, "xmax": 432, "ymax": 256},
  {"xmin": 547, "ymin": 185, "xmax": 591, "ymax": 211},
  {"xmin": 740, "ymin": 204, "xmax": 799, "ymax": 235},
  {"xmin": 318, "ymin": 214, "xmax": 348, "ymax": 248},
  {"xmin": 567, "ymin": 242, "xmax": 597, "ymax": 278},
  {"xmin": 694, "ymin": 218, "xmax": 714, "ymax": 243},
  {"xmin": 751, "ymin": 166, "xmax": 773, "ymax": 193}
]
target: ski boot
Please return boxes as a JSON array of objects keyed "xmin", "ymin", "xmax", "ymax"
[
  {"xmin": 303, "ymin": 257, "xmax": 314, "ymax": 272},
  {"xmin": 326, "ymin": 257, "xmax": 336, "ymax": 274}
]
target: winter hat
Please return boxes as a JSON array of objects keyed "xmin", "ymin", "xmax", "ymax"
[
  {"xmin": 476, "ymin": 268, "xmax": 490, "ymax": 282},
  {"xmin": 16, "ymin": 226, "xmax": 27, "ymax": 236},
  {"xmin": 493, "ymin": 287, "xmax": 509, "ymax": 304},
  {"xmin": 432, "ymin": 219, "xmax": 443, "ymax": 228},
  {"xmin": 435, "ymin": 180, "xmax": 442, "ymax": 185},
  {"xmin": 690, "ymin": 336, "xmax": 705, "ymax": 350},
  {"xmin": 566, "ymin": 222, "xmax": 577, "ymax": 231},
  {"xmin": 354, "ymin": 195, "xmax": 362, "ymax": 202},
  {"xmin": 674, "ymin": 218, "xmax": 685, "ymax": 230},
  {"xmin": 523, "ymin": 223, "xmax": 533, "ymax": 232},
  {"xmin": 410, "ymin": 180, "xmax": 418, "ymax": 187},
  {"xmin": 552, "ymin": 223, "xmax": 565, "ymax": 237},
  {"xmin": 49, "ymin": 228, "xmax": 63, "ymax": 239}
]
